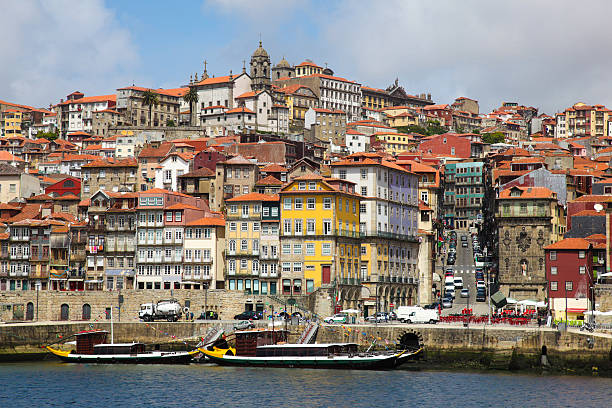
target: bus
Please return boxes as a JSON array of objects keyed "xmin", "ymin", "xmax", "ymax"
[{"xmin": 475, "ymin": 255, "xmax": 493, "ymax": 268}]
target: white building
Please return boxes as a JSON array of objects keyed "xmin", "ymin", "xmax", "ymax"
[
  {"xmin": 154, "ymin": 152, "xmax": 192, "ymax": 192},
  {"xmin": 345, "ymin": 129, "xmax": 369, "ymax": 154},
  {"xmin": 192, "ymin": 72, "xmax": 252, "ymax": 126}
]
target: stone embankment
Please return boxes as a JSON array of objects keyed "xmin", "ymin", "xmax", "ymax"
[{"xmin": 2, "ymin": 320, "xmax": 611, "ymax": 376}]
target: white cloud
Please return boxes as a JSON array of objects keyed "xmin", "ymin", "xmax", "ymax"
[
  {"xmin": 318, "ymin": 0, "xmax": 612, "ymax": 113},
  {"xmin": 0, "ymin": 0, "xmax": 138, "ymax": 107}
]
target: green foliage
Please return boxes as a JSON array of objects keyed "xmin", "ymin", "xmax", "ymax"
[
  {"xmin": 166, "ymin": 119, "xmax": 175, "ymax": 127},
  {"xmin": 182, "ymin": 87, "xmax": 199, "ymax": 126},
  {"xmin": 481, "ymin": 132, "xmax": 506, "ymax": 144},
  {"xmin": 141, "ymin": 89, "xmax": 160, "ymax": 126},
  {"xmin": 397, "ymin": 120, "xmax": 448, "ymax": 136},
  {"xmin": 35, "ymin": 131, "xmax": 58, "ymax": 141}
]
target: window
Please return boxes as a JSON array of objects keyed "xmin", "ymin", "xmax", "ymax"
[
  {"xmin": 294, "ymin": 219, "xmax": 303, "ymax": 235},
  {"xmin": 229, "ymin": 240, "xmax": 236, "ymax": 252},
  {"xmin": 241, "ymin": 222, "xmax": 248, "ymax": 232},
  {"xmin": 307, "ymin": 198, "xmax": 315, "ymax": 209},
  {"xmin": 308, "ymin": 182, "xmax": 316, "ymax": 190},
  {"xmin": 242, "ymin": 205, "xmax": 249, "ymax": 216},
  {"xmin": 550, "ymin": 251, "xmax": 557, "ymax": 260},
  {"xmin": 322, "ymin": 243, "xmax": 331, "ymax": 255},
  {"xmin": 360, "ymin": 169, "xmax": 367, "ymax": 179},
  {"xmin": 229, "ymin": 222, "xmax": 237, "ymax": 232},
  {"xmin": 579, "ymin": 251, "xmax": 585, "ymax": 259},
  {"xmin": 361, "ymin": 186, "xmax": 367, "ymax": 196},
  {"xmin": 166, "ymin": 212, "xmax": 173, "ymax": 222},
  {"xmin": 253, "ymin": 222, "xmax": 260, "ymax": 231},
  {"xmin": 551, "ymin": 266, "xmax": 557, "ymax": 275},
  {"xmin": 579, "ymin": 266, "xmax": 586, "ymax": 274},
  {"xmin": 306, "ymin": 279, "xmax": 315, "ymax": 294},
  {"xmin": 175, "ymin": 212, "xmax": 181, "ymax": 222},
  {"xmin": 298, "ymin": 182, "xmax": 306, "ymax": 190},
  {"xmin": 306, "ymin": 243, "xmax": 315, "ymax": 255},
  {"xmin": 565, "ymin": 281, "xmax": 573, "ymax": 291},
  {"xmin": 230, "ymin": 205, "xmax": 237, "ymax": 214},
  {"xmin": 283, "ymin": 219, "xmax": 291, "ymax": 235},
  {"xmin": 283, "ymin": 198, "xmax": 291, "ymax": 209},
  {"xmin": 306, "ymin": 219, "xmax": 315, "ymax": 234},
  {"xmin": 294, "ymin": 198, "xmax": 303, "ymax": 210},
  {"xmin": 293, "ymin": 243, "xmax": 302, "ymax": 254},
  {"xmin": 339, "ymin": 170, "xmax": 346, "ymax": 179}
]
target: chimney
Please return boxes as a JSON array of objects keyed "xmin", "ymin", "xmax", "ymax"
[{"xmin": 229, "ymin": 70, "xmax": 233, "ymax": 81}]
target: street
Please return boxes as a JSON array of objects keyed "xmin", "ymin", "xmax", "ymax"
[{"xmin": 442, "ymin": 231, "xmax": 490, "ymax": 316}]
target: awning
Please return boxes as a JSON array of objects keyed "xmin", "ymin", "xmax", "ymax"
[
  {"xmin": 85, "ymin": 280, "xmax": 103, "ymax": 283},
  {"xmin": 566, "ymin": 308, "xmax": 587, "ymax": 313}
]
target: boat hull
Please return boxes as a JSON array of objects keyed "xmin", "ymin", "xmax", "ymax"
[
  {"xmin": 46, "ymin": 347, "xmax": 197, "ymax": 364},
  {"xmin": 198, "ymin": 347, "xmax": 422, "ymax": 370}
]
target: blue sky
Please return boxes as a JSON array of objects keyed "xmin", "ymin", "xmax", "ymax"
[{"xmin": 3, "ymin": 1, "xmax": 612, "ymax": 114}]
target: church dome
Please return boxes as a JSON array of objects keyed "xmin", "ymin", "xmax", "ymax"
[
  {"xmin": 276, "ymin": 58, "xmax": 290, "ymax": 68},
  {"xmin": 252, "ymin": 41, "xmax": 269, "ymax": 58}
]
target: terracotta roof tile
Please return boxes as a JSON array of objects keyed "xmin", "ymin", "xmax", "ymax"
[
  {"xmin": 544, "ymin": 238, "xmax": 591, "ymax": 250},
  {"xmin": 255, "ymin": 175, "xmax": 283, "ymax": 186},
  {"xmin": 186, "ymin": 216, "xmax": 226, "ymax": 227},
  {"xmin": 226, "ymin": 192, "xmax": 279, "ymax": 202}
]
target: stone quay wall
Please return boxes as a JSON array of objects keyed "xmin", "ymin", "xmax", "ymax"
[{"xmin": 0, "ymin": 289, "xmax": 315, "ymax": 323}]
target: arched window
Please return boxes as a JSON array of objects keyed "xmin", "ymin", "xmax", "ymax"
[
  {"xmin": 82, "ymin": 304, "xmax": 91, "ymax": 320},
  {"xmin": 64, "ymin": 179, "xmax": 74, "ymax": 188},
  {"xmin": 60, "ymin": 304, "xmax": 69, "ymax": 321}
]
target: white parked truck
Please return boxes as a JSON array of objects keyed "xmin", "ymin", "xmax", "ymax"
[{"xmin": 139, "ymin": 300, "xmax": 182, "ymax": 322}]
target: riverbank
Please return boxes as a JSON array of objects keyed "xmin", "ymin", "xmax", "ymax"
[{"xmin": 1, "ymin": 321, "xmax": 611, "ymax": 376}]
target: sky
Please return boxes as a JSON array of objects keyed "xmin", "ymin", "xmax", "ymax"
[{"xmin": 2, "ymin": 0, "xmax": 612, "ymax": 115}]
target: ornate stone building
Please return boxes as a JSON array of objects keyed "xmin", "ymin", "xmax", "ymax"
[
  {"xmin": 496, "ymin": 186, "xmax": 566, "ymax": 301},
  {"xmin": 250, "ymin": 41, "xmax": 271, "ymax": 92}
]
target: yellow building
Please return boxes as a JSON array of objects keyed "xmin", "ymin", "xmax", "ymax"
[
  {"xmin": 279, "ymin": 173, "xmax": 361, "ymax": 297},
  {"xmin": 276, "ymin": 84, "xmax": 318, "ymax": 128},
  {"xmin": 1, "ymin": 109, "xmax": 24, "ymax": 137},
  {"xmin": 379, "ymin": 106, "xmax": 418, "ymax": 128},
  {"xmin": 225, "ymin": 192, "xmax": 280, "ymax": 296},
  {"xmin": 374, "ymin": 132, "xmax": 418, "ymax": 155},
  {"xmin": 564, "ymin": 102, "xmax": 610, "ymax": 138}
]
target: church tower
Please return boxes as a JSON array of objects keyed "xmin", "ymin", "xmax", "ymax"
[{"xmin": 250, "ymin": 41, "xmax": 271, "ymax": 92}]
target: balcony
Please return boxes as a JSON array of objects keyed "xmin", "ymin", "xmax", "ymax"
[
  {"xmin": 10, "ymin": 235, "xmax": 29, "ymax": 241},
  {"xmin": 359, "ymin": 230, "xmax": 418, "ymax": 242}
]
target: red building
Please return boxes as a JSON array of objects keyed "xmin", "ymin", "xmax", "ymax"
[
  {"xmin": 544, "ymin": 238, "xmax": 594, "ymax": 321},
  {"xmin": 45, "ymin": 177, "xmax": 81, "ymax": 197},
  {"xmin": 193, "ymin": 147, "xmax": 227, "ymax": 172},
  {"xmin": 418, "ymin": 133, "xmax": 471, "ymax": 158},
  {"xmin": 566, "ymin": 195, "xmax": 612, "ymax": 230}
]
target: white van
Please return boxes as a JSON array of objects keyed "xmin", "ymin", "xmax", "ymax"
[
  {"xmin": 404, "ymin": 308, "xmax": 439, "ymax": 324},
  {"xmin": 454, "ymin": 277, "xmax": 463, "ymax": 289},
  {"xmin": 444, "ymin": 276, "xmax": 455, "ymax": 286},
  {"xmin": 395, "ymin": 306, "xmax": 422, "ymax": 323}
]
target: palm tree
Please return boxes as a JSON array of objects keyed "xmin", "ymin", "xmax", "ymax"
[
  {"xmin": 183, "ymin": 87, "xmax": 199, "ymax": 126},
  {"xmin": 141, "ymin": 89, "xmax": 159, "ymax": 126}
]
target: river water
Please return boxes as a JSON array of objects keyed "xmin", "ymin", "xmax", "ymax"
[{"xmin": 1, "ymin": 362, "xmax": 611, "ymax": 407}]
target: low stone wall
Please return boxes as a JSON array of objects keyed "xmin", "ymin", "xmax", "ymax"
[{"xmin": 0, "ymin": 289, "xmax": 312, "ymax": 323}]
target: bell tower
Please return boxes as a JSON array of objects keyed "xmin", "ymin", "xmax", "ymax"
[{"xmin": 250, "ymin": 40, "xmax": 271, "ymax": 92}]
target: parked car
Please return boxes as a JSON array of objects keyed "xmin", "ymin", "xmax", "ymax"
[
  {"xmin": 233, "ymin": 320, "xmax": 256, "ymax": 330},
  {"xmin": 447, "ymin": 257, "xmax": 455, "ymax": 265},
  {"xmin": 423, "ymin": 302, "xmax": 440, "ymax": 310},
  {"xmin": 476, "ymin": 280, "xmax": 486, "ymax": 290},
  {"xmin": 460, "ymin": 288, "xmax": 469, "ymax": 298},
  {"xmin": 442, "ymin": 298, "xmax": 453, "ymax": 308},
  {"xmin": 454, "ymin": 277, "xmax": 464, "ymax": 289},
  {"xmin": 476, "ymin": 290, "xmax": 486, "ymax": 302},
  {"xmin": 445, "ymin": 287, "xmax": 456, "ymax": 298},
  {"xmin": 233, "ymin": 311, "xmax": 262, "ymax": 320},
  {"xmin": 197, "ymin": 311, "xmax": 219, "ymax": 320},
  {"xmin": 324, "ymin": 313, "xmax": 348, "ymax": 324},
  {"xmin": 367, "ymin": 312, "xmax": 390, "ymax": 323}
]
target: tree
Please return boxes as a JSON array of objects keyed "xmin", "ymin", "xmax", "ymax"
[
  {"xmin": 166, "ymin": 119, "xmax": 175, "ymax": 127},
  {"xmin": 141, "ymin": 89, "xmax": 159, "ymax": 126},
  {"xmin": 182, "ymin": 87, "xmax": 199, "ymax": 126},
  {"xmin": 482, "ymin": 132, "xmax": 506, "ymax": 144},
  {"xmin": 36, "ymin": 131, "xmax": 58, "ymax": 141}
]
